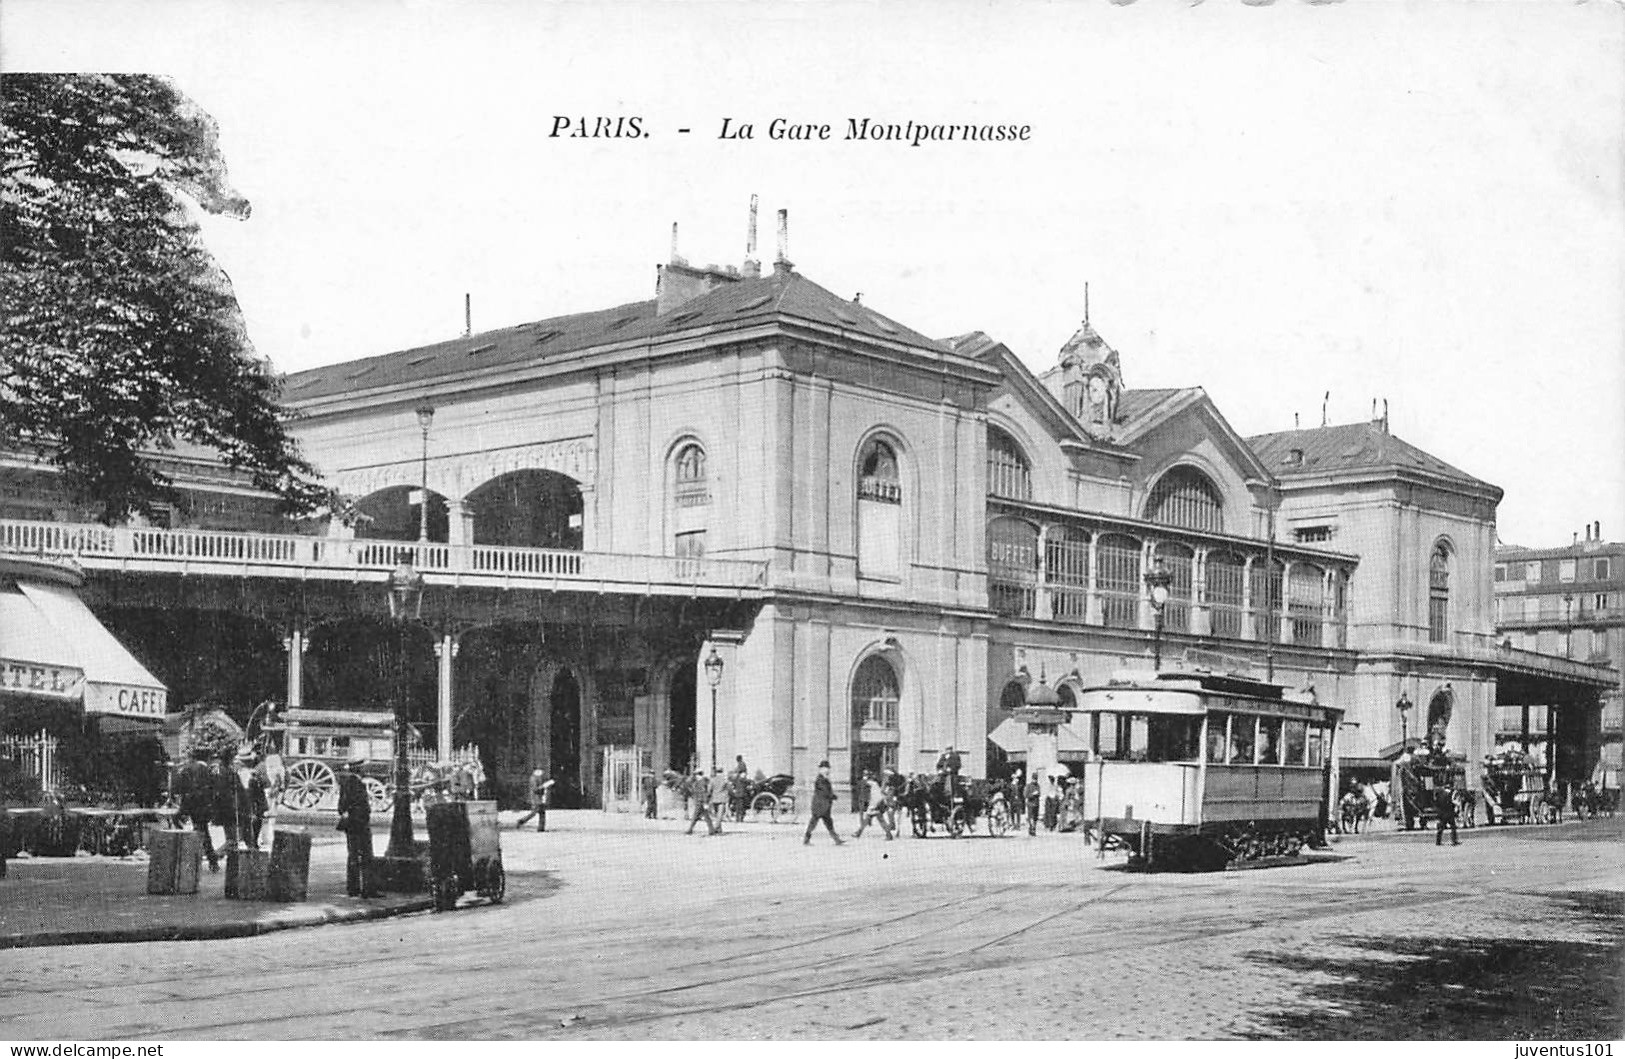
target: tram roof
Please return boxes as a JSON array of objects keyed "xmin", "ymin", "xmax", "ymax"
[{"xmin": 1077, "ymin": 669, "xmax": 1339, "ymax": 716}]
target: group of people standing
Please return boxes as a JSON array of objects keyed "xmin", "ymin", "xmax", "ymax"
[{"xmin": 173, "ymin": 746, "xmax": 272, "ymax": 872}]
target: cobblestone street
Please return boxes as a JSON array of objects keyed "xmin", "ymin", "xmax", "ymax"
[{"xmin": 1, "ymin": 812, "xmax": 1620, "ymax": 1040}]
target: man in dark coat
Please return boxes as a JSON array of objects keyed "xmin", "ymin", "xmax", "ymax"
[
  {"xmin": 175, "ymin": 752, "xmax": 219, "ymax": 871},
  {"xmin": 936, "ymin": 745, "xmax": 963, "ymax": 800},
  {"xmin": 236, "ymin": 751, "xmax": 269, "ymax": 849},
  {"xmin": 336, "ymin": 755, "xmax": 379, "ymax": 897},
  {"xmin": 515, "ymin": 768, "xmax": 555, "ymax": 832},
  {"xmin": 803, "ymin": 760, "xmax": 844, "ymax": 845},
  {"xmin": 212, "ymin": 750, "xmax": 241, "ymax": 856}
]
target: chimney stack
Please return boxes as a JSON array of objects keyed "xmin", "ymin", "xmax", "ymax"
[
  {"xmin": 743, "ymin": 195, "xmax": 761, "ymax": 278},
  {"xmin": 464, "ymin": 293, "xmax": 471, "ymax": 337},
  {"xmin": 1596, "ymin": 520, "xmax": 1602, "ymax": 541},
  {"xmin": 774, "ymin": 208, "xmax": 793, "ymax": 274}
]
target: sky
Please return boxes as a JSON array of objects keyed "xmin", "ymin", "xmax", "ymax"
[{"xmin": 5, "ymin": 0, "xmax": 1622, "ymax": 547}]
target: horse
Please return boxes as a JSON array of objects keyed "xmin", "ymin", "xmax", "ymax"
[
  {"xmin": 1337, "ymin": 791, "xmax": 1371, "ymax": 834},
  {"xmin": 1538, "ymin": 788, "xmax": 1565, "ymax": 825},
  {"xmin": 1452, "ymin": 786, "xmax": 1477, "ymax": 828}
]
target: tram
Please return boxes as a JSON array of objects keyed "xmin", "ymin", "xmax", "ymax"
[{"xmin": 1074, "ymin": 669, "xmax": 1341, "ymax": 871}]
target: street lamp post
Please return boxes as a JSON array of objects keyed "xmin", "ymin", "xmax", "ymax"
[
  {"xmin": 385, "ymin": 556, "xmax": 426, "ymax": 872},
  {"xmin": 703, "ymin": 645, "xmax": 724, "ymax": 773},
  {"xmin": 415, "ymin": 404, "xmax": 435, "ymax": 543},
  {"xmin": 1143, "ymin": 557, "xmax": 1173, "ymax": 671},
  {"xmin": 1396, "ymin": 690, "xmax": 1413, "ymax": 751}
]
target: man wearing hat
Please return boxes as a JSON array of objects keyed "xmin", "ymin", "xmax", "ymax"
[
  {"xmin": 803, "ymin": 760, "xmax": 844, "ymax": 845},
  {"xmin": 234, "ymin": 750, "xmax": 269, "ymax": 850},
  {"xmin": 515, "ymin": 768, "xmax": 555, "ymax": 832},
  {"xmin": 336, "ymin": 754, "xmax": 380, "ymax": 897}
]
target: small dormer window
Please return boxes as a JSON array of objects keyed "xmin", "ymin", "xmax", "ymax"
[{"xmin": 1286, "ymin": 449, "xmax": 1304, "ymax": 467}]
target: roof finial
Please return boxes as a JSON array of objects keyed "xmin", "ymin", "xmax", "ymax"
[{"xmin": 1084, "ymin": 281, "xmax": 1090, "ymax": 325}]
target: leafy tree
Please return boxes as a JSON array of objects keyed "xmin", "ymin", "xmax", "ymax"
[{"xmin": 1, "ymin": 74, "xmax": 329, "ymax": 523}]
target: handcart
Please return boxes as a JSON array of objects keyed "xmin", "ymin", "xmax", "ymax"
[{"xmin": 426, "ymin": 799, "xmax": 506, "ymax": 911}]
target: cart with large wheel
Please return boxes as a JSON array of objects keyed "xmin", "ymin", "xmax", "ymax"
[
  {"xmin": 746, "ymin": 773, "xmax": 797, "ymax": 823},
  {"xmin": 427, "ymin": 799, "xmax": 506, "ymax": 911},
  {"xmin": 268, "ymin": 709, "xmax": 398, "ymax": 813}
]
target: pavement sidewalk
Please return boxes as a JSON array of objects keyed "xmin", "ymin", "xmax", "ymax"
[{"xmin": 0, "ymin": 823, "xmax": 431, "ymax": 949}]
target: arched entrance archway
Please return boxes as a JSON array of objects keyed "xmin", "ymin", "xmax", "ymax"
[
  {"xmin": 354, "ymin": 485, "xmax": 449, "ymax": 543},
  {"xmin": 467, "ymin": 470, "xmax": 583, "ymax": 550},
  {"xmin": 668, "ymin": 660, "xmax": 696, "ymax": 773},
  {"xmin": 850, "ymin": 653, "xmax": 901, "ymax": 811},
  {"xmin": 549, "ymin": 668, "xmax": 582, "ymax": 807}
]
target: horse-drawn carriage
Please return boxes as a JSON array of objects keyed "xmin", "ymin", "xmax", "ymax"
[
  {"xmin": 261, "ymin": 708, "xmax": 474, "ymax": 814},
  {"xmin": 1480, "ymin": 750, "xmax": 1551, "ymax": 825},
  {"xmin": 742, "ymin": 773, "xmax": 796, "ymax": 822},
  {"xmin": 903, "ymin": 775, "xmax": 1010, "ymax": 838}
]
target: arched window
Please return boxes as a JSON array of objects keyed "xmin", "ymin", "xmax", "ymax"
[
  {"xmin": 857, "ymin": 437, "xmax": 903, "ymax": 579},
  {"xmin": 1146, "ymin": 466, "xmax": 1224, "ymax": 534},
  {"xmin": 1097, "ymin": 533, "xmax": 1142, "ymax": 629},
  {"xmin": 1429, "ymin": 541, "xmax": 1451, "ymax": 643},
  {"xmin": 1046, "ymin": 526, "xmax": 1090, "ymax": 622},
  {"xmin": 858, "ymin": 440, "xmax": 901, "ymax": 504},
  {"xmin": 987, "ymin": 517, "xmax": 1040, "ymax": 618},
  {"xmin": 673, "ymin": 442, "xmax": 708, "ymax": 506},
  {"xmin": 852, "ymin": 655, "xmax": 901, "ymax": 729},
  {"xmin": 1288, "ymin": 563, "xmax": 1325, "ymax": 647},
  {"xmin": 999, "ymin": 680, "xmax": 1028, "ymax": 712},
  {"xmin": 1154, "ymin": 541, "xmax": 1195, "ymax": 634},
  {"xmin": 1206, "ymin": 551, "xmax": 1246, "ymax": 639},
  {"xmin": 987, "ymin": 427, "xmax": 1032, "ymax": 501}
]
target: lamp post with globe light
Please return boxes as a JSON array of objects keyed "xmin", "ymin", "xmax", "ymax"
[
  {"xmin": 703, "ymin": 645, "xmax": 724, "ymax": 773},
  {"xmin": 384, "ymin": 556, "xmax": 426, "ymax": 877},
  {"xmin": 414, "ymin": 405, "xmax": 435, "ymax": 542},
  {"xmin": 1396, "ymin": 690, "xmax": 1414, "ymax": 752},
  {"xmin": 1143, "ymin": 557, "xmax": 1174, "ymax": 671}
]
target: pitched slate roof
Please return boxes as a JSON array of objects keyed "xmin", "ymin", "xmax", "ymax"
[
  {"xmin": 1247, "ymin": 421, "xmax": 1496, "ymax": 491},
  {"xmin": 282, "ymin": 270, "xmax": 947, "ymax": 403}
]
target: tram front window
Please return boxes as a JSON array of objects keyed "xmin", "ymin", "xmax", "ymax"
[
  {"xmin": 1307, "ymin": 726, "xmax": 1326, "ymax": 767},
  {"xmin": 1092, "ymin": 712, "xmax": 1200, "ymax": 762}
]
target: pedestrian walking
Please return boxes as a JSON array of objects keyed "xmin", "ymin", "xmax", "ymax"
[
  {"xmin": 708, "ymin": 767, "xmax": 730, "ymax": 832},
  {"xmin": 852, "ymin": 769, "xmax": 894, "ymax": 840},
  {"xmin": 175, "ymin": 751, "xmax": 219, "ymax": 871},
  {"xmin": 1432, "ymin": 783, "xmax": 1461, "ymax": 847},
  {"xmin": 1025, "ymin": 773, "xmax": 1041, "ymax": 836},
  {"xmin": 1043, "ymin": 775, "xmax": 1061, "ymax": 832},
  {"xmin": 641, "ymin": 770, "xmax": 658, "ymax": 819},
  {"xmin": 336, "ymin": 755, "xmax": 380, "ymax": 897},
  {"xmin": 515, "ymin": 768, "xmax": 555, "ymax": 832},
  {"xmin": 803, "ymin": 760, "xmax": 844, "ymax": 845},
  {"xmin": 685, "ymin": 767, "xmax": 716, "ymax": 835}
]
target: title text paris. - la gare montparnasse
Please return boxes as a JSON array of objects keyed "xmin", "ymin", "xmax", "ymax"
[{"xmin": 549, "ymin": 115, "xmax": 1033, "ymax": 147}]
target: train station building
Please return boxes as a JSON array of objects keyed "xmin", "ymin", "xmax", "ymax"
[{"xmin": 1, "ymin": 208, "xmax": 1615, "ymax": 809}]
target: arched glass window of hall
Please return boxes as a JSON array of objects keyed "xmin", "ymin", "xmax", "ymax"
[
  {"xmin": 852, "ymin": 654, "xmax": 901, "ymax": 728},
  {"xmin": 987, "ymin": 427, "xmax": 1032, "ymax": 501},
  {"xmin": 1146, "ymin": 466, "xmax": 1224, "ymax": 534},
  {"xmin": 674, "ymin": 442, "xmax": 708, "ymax": 505},
  {"xmin": 1429, "ymin": 541, "xmax": 1451, "ymax": 643},
  {"xmin": 858, "ymin": 439, "xmax": 901, "ymax": 504}
]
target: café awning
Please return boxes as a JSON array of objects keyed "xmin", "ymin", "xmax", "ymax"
[
  {"xmin": 1, "ymin": 580, "xmax": 167, "ymax": 719},
  {"xmin": 987, "ymin": 718, "xmax": 1093, "ymax": 760}
]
